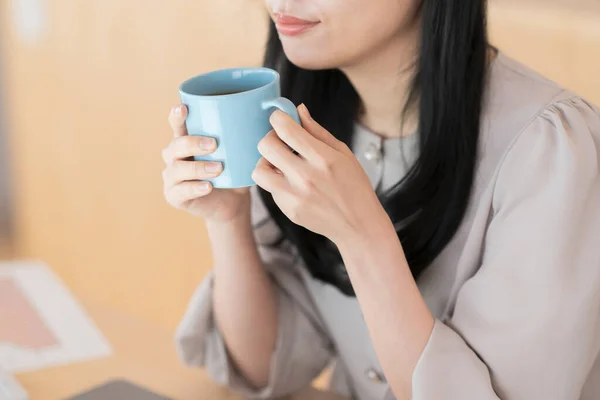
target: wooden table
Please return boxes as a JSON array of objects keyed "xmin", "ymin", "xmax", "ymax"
[{"xmin": 15, "ymin": 301, "xmax": 344, "ymax": 400}]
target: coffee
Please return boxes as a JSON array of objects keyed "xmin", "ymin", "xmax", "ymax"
[{"xmin": 206, "ymin": 90, "xmax": 244, "ymax": 96}]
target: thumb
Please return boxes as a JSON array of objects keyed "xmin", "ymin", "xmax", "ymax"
[{"xmin": 298, "ymin": 104, "xmax": 345, "ymax": 152}]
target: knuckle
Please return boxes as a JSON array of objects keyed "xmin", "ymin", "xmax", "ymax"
[
  {"xmin": 287, "ymin": 198, "xmax": 303, "ymax": 221},
  {"xmin": 287, "ymin": 211, "xmax": 299, "ymax": 223},
  {"xmin": 255, "ymin": 156, "xmax": 267, "ymax": 169},
  {"xmin": 274, "ymin": 125, "xmax": 289, "ymax": 140},
  {"xmin": 251, "ymin": 166, "xmax": 263, "ymax": 182},
  {"xmin": 325, "ymin": 156, "xmax": 339, "ymax": 173},
  {"xmin": 164, "ymin": 189, "xmax": 179, "ymax": 208},
  {"xmin": 268, "ymin": 130, "xmax": 279, "ymax": 141},
  {"xmin": 271, "ymin": 110, "xmax": 290, "ymax": 127},
  {"xmin": 298, "ymin": 173, "xmax": 315, "ymax": 193},
  {"xmin": 323, "ymin": 162, "xmax": 335, "ymax": 176},
  {"xmin": 189, "ymin": 161, "xmax": 202, "ymax": 177},
  {"xmin": 258, "ymin": 134, "xmax": 274, "ymax": 154},
  {"xmin": 173, "ymin": 136, "xmax": 190, "ymax": 153},
  {"xmin": 186, "ymin": 183, "xmax": 199, "ymax": 199},
  {"xmin": 161, "ymin": 147, "xmax": 171, "ymax": 164},
  {"xmin": 257, "ymin": 139, "xmax": 266, "ymax": 154},
  {"xmin": 174, "ymin": 187, "xmax": 192, "ymax": 208},
  {"xmin": 170, "ymin": 159, "xmax": 182, "ymax": 171},
  {"xmin": 169, "ymin": 160, "xmax": 187, "ymax": 180},
  {"xmin": 313, "ymin": 154, "xmax": 331, "ymax": 171},
  {"xmin": 168, "ymin": 113, "xmax": 180, "ymax": 129},
  {"xmin": 264, "ymin": 130, "xmax": 276, "ymax": 143}
]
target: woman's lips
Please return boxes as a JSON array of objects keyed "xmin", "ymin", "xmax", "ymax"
[{"xmin": 275, "ymin": 14, "xmax": 320, "ymax": 36}]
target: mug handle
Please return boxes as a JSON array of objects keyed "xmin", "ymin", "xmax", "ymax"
[{"xmin": 261, "ymin": 97, "xmax": 301, "ymax": 125}]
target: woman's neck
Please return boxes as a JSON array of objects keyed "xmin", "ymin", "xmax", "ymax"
[{"xmin": 341, "ymin": 28, "xmax": 420, "ymax": 139}]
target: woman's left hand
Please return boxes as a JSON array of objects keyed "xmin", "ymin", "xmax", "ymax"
[{"xmin": 252, "ymin": 104, "xmax": 390, "ymax": 245}]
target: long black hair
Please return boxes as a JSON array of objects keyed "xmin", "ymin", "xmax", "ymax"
[{"xmin": 259, "ymin": 1, "xmax": 489, "ymax": 296}]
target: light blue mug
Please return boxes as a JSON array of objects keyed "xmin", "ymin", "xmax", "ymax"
[{"xmin": 179, "ymin": 67, "xmax": 300, "ymax": 189}]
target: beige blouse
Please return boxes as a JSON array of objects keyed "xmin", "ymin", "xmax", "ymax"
[{"xmin": 175, "ymin": 53, "xmax": 600, "ymax": 400}]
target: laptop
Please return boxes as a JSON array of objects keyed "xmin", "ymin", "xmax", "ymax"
[{"xmin": 65, "ymin": 380, "xmax": 171, "ymax": 400}]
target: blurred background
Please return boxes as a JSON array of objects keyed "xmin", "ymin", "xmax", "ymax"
[{"xmin": 0, "ymin": 0, "xmax": 599, "ymax": 333}]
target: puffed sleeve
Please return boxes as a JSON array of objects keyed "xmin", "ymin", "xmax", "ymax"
[
  {"xmin": 410, "ymin": 98, "xmax": 600, "ymax": 399},
  {"xmin": 175, "ymin": 186, "xmax": 334, "ymax": 399}
]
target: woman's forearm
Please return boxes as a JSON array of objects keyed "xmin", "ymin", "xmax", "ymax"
[
  {"xmin": 206, "ymin": 212, "xmax": 278, "ymax": 389},
  {"xmin": 335, "ymin": 214, "xmax": 435, "ymax": 399}
]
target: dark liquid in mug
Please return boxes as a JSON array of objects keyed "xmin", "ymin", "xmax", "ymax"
[{"xmin": 206, "ymin": 90, "xmax": 244, "ymax": 96}]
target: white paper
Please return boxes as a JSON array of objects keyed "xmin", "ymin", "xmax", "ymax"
[{"xmin": 0, "ymin": 261, "xmax": 112, "ymax": 373}]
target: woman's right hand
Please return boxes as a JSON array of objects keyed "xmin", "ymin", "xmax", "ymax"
[{"xmin": 162, "ymin": 104, "xmax": 251, "ymax": 223}]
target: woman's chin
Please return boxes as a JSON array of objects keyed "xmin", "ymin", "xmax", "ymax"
[{"xmin": 281, "ymin": 46, "xmax": 340, "ymax": 71}]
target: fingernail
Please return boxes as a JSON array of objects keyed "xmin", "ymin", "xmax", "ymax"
[
  {"xmin": 205, "ymin": 162, "xmax": 222, "ymax": 173},
  {"xmin": 199, "ymin": 137, "xmax": 217, "ymax": 150},
  {"xmin": 174, "ymin": 105, "xmax": 182, "ymax": 116},
  {"xmin": 270, "ymin": 109, "xmax": 284, "ymax": 123},
  {"xmin": 198, "ymin": 182, "xmax": 212, "ymax": 193},
  {"xmin": 300, "ymin": 104, "xmax": 312, "ymax": 121}
]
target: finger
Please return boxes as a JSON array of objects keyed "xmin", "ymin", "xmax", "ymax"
[
  {"xmin": 165, "ymin": 181, "xmax": 212, "ymax": 208},
  {"xmin": 298, "ymin": 104, "xmax": 346, "ymax": 152},
  {"xmin": 162, "ymin": 135, "xmax": 217, "ymax": 163},
  {"xmin": 168, "ymin": 105, "xmax": 188, "ymax": 137},
  {"xmin": 163, "ymin": 160, "xmax": 223, "ymax": 187},
  {"xmin": 256, "ymin": 156, "xmax": 283, "ymax": 175},
  {"xmin": 269, "ymin": 109, "xmax": 323, "ymax": 160},
  {"xmin": 252, "ymin": 160, "xmax": 290, "ymax": 194},
  {"xmin": 257, "ymin": 130, "xmax": 304, "ymax": 176}
]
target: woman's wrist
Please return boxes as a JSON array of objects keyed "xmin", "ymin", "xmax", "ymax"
[
  {"xmin": 205, "ymin": 205, "xmax": 265, "ymax": 275},
  {"xmin": 334, "ymin": 207, "xmax": 396, "ymax": 255},
  {"xmin": 205, "ymin": 208, "xmax": 252, "ymax": 237}
]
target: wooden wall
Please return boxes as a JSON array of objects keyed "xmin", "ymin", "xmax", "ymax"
[
  {"xmin": 1, "ymin": 0, "xmax": 268, "ymax": 329},
  {"xmin": 489, "ymin": 0, "xmax": 600, "ymax": 104},
  {"xmin": 1, "ymin": 0, "xmax": 598, "ymax": 331}
]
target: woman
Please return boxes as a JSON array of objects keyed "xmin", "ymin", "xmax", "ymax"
[{"xmin": 162, "ymin": 0, "xmax": 600, "ymax": 399}]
